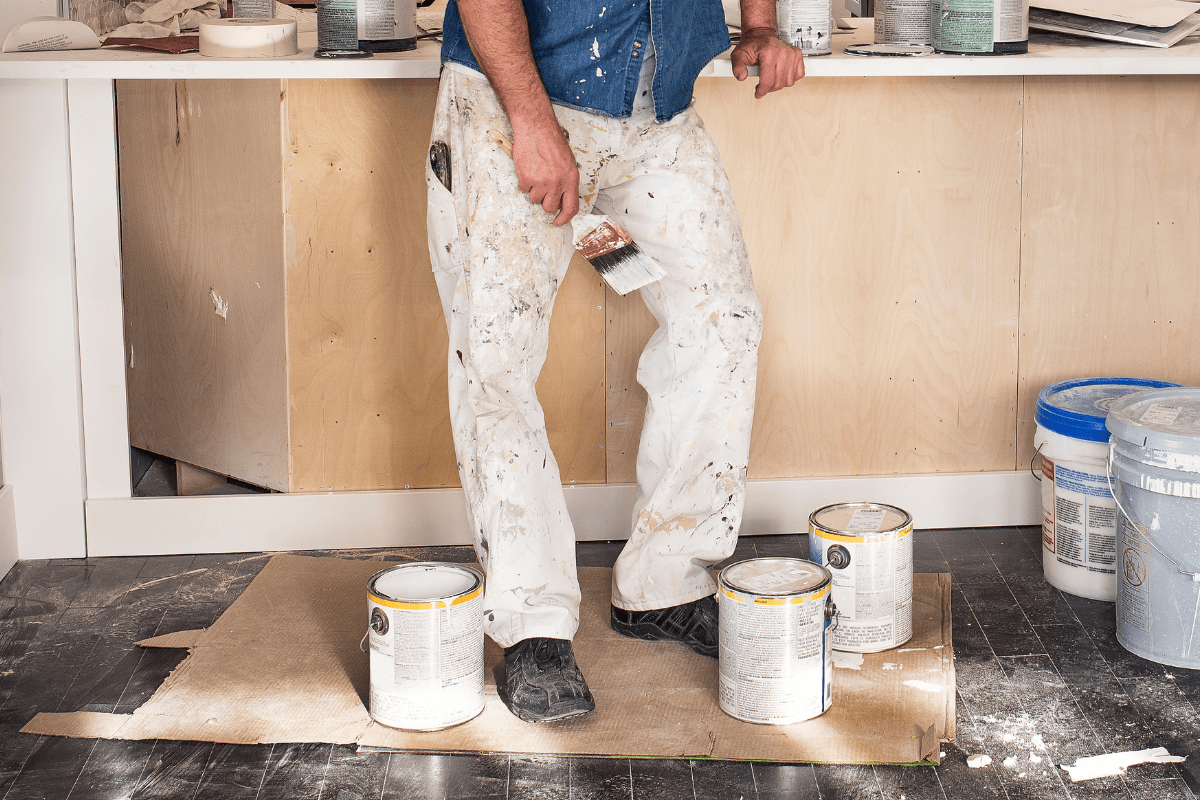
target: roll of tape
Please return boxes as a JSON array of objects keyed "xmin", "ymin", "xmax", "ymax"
[{"xmin": 199, "ymin": 18, "xmax": 298, "ymax": 58}]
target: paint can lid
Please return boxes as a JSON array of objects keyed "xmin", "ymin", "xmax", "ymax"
[
  {"xmin": 1106, "ymin": 387, "xmax": 1200, "ymax": 456},
  {"xmin": 1036, "ymin": 377, "xmax": 1181, "ymax": 443},
  {"xmin": 369, "ymin": 563, "xmax": 482, "ymax": 602},
  {"xmin": 809, "ymin": 502, "xmax": 911, "ymax": 536},
  {"xmin": 719, "ymin": 558, "xmax": 830, "ymax": 596},
  {"xmin": 844, "ymin": 43, "xmax": 934, "ymax": 56}
]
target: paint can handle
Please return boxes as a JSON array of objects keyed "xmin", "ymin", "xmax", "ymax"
[
  {"xmin": 1107, "ymin": 443, "xmax": 1200, "ymax": 582},
  {"xmin": 1030, "ymin": 443, "xmax": 1044, "ymax": 483},
  {"xmin": 360, "ymin": 630, "xmax": 369, "ymax": 653},
  {"xmin": 825, "ymin": 599, "xmax": 840, "ymax": 631}
]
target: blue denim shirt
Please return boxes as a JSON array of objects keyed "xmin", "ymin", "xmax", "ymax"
[{"xmin": 440, "ymin": 0, "xmax": 731, "ymax": 122}]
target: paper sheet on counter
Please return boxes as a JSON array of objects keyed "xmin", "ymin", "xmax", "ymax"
[{"xmin": 1032, "ymin": 0, "xmax": 1200, "ymax": 28}]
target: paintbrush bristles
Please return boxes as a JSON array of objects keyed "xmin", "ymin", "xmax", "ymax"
[{"xmin": 571, "ymin": 214, "xmax": 666, "ymax": 296}]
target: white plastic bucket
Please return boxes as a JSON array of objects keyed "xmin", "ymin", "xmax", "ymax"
[
  {"xmin": 717, "ymin": 558, "xmax": 835, "ymax": 725},
  {"xmin": 1107, "ymin": 388, "xmax": 1200, "ymax": 669},
  {"xmin": 366, "ymin": 562, "xmax": 485, "ymax": 731},
  {"xmin": 808, "ymin": 502, "xmax": 913, "ymax": 653},
  {"xmin": 1034, "ymin": 377, "xmax": 1179, "ymax": 601}
]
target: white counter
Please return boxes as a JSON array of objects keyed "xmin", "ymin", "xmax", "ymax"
[{"xmin": 3, "ymin": 23, "xmax": 1200, "ymax": 79}]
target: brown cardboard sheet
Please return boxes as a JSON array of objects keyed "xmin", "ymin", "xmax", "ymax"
[{"xmin": 23, "ymin": 555, "xmax": 955, "ymax": 764}]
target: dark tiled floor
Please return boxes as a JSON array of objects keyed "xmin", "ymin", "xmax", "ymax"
[{"xmin": 0, "ymin": 528, "xmax": 1197, "ymax": 799}]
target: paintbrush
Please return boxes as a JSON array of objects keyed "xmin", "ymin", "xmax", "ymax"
[{"xmin": 487, "ymin": 129, "xmax": 666, "ymax": 296}]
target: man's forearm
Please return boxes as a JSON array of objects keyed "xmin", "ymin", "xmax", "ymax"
[
  {"xmin": 739, "ymin": 0, "xmax": 778, "ymax": 32},
  {"xmin": 455, "ymin": 0, "xmax": 557, "ymax": 135}
]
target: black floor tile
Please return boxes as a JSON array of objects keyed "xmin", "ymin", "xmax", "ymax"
[
  {"xmin": 751, "ymin": 533, "xmax": 809, "ymax": 559},
  {"xmin": 129, "ymin": 739, "xmax": 214, "ymax": 799},
  {"xmin": 507, "ymin": 755, "xmax": 570, "ymax": 799},
  {"xmin": 318, "ymin": 745, "xmax": 392, "ymax": 800},
  {"xmin": 257, "ymin": 742, "xmax": 331, "ymax": 800},
  {"xmin": 568, "ymin": 757, "xmax": 632, "ymax": 800},
  {"xmin": 872, "ymin": 763, "xmax": 947, "ymax": 800},
  {"xmin": 629, "ymin": 757, "xmax": 694, "ymax": 800},
  {"xmin": 813, "ymin": 763, "xmax": 884, "ymax": 799},
  {"xmin": 193, "ymin": 743, "xmax": 271, "ymax": 799},
  {"xmin": 65, "ymin": 737, "xmax": 157, "ymax": 800},
  {"xmin": 1, "ymin": 733, "xmax": 96, "ymax": 800},
  {"xmin": 752, "ymin": 761, "xmax": 819, "ymax": 799},
  {"xmin": 576, "ymin": 541, "xmax": 625, "ymax": 569},
  {"xmin": 691, "ymin": 758, "xmax": 755, "ymax": 800}
]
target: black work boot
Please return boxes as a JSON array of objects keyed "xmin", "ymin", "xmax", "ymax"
[
  {"xmin": 499, "ymin": 637, "xmax": 595, "ymax": 723},
  {"xmin": 610, "ymin": 595, "xmax": 719, "ymax": 658}
]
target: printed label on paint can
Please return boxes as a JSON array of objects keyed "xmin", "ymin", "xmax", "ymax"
[
  {"xmin": 809, "ymin": 503, "xmax": 913, "ymax": 653},
  {"xmin": 1040, "ymin": 456, "xmax": 1117, "ymax": 576},
  {"xmin": 367, "ymin": 563, "xmax": 485, "ymax": 731},
  {"xmin": 874, "ymin": 0, "xmax": 933, "ymax": 45},
  {"xmin": 777, "ymin": 0, "xmax": 833, "ymax": 55},
  {"xmin": 933, "ymin": 0, "xmax": 1028, "ymax": 53},
  {"xmin": 1117, "ymin": 519, "xmax": 1151, "ymax": 635},
  {"xmin": 232, "ymin": 0, "xmax": 273, "ymax": 17},
  {"xmin": 717, "ymin": 559, "xmax": 834, "ymax": 725},
  {"xmin": 316, "ymin": 0, "xmax": 359, "ymax": 50},
  {"xmin": 1140, "ymin": 404, "xmax": 1183, "ymax": 426}
]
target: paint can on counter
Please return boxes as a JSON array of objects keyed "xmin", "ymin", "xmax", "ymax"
[
  {"xmin": 874, "ymin": 0, "xmax": 933, "ymax": 45},
  {"xmin": 776, "ymin": 0, "xmax": 832, "ymax": 55},
  {"xmin": 717, "ymin": 558, "xmax": 836, "ymax": 725},
  {"xmin": 1035, "ymin": 377, "xmax": 1180, "ymax": 602},
  {"xmin": 366, "ymin": 562, "xmax": 485, "ymax": 731},
  {"xmin": 1107, "ymin": 388, "xmax": 1200, "ymax": 669},
  {"xmin": 315, "ymin": 0, "xmax": 370, "ymax": 57},
  {"xmin": 809, "ymin": 502, "xmax": 913, "ymax": 653},
  {"xmin": 932, "ymin": 0, "xmax": 1029, "ymax": 54}
]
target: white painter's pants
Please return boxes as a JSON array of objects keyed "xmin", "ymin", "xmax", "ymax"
[{"xmin": 426, "ymin": 55, "xmax": 762, "ymax": 648}]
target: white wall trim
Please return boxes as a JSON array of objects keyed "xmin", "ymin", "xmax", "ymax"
[
  {"xmin": 69, "ymin": 78, "xmax": 132, "ymax": 501},
  {"xmin": 85, "ymin": 470, "xmax": 1043, "ymax": 557},
  {"xmin": 0, "ymin": 485, "xmax": 18, "ymax": 579},
  {"xmin": 0, "ymin": 79, "xmax": 88, "ymax": 560}
]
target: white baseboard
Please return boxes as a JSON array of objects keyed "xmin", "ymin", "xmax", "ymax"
[
  {"xmin": 85, "ymin": 471, "xmax": 1042, "ymax": 557},
  {"xmin": 0, "ymin": 485, "xmax": 18, "ymax": 577}
]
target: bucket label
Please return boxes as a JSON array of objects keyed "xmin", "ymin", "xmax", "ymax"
[
  {"xmin": 811, "ymin": 525, "xmax": 913, "ymax": 652},
  {"xmin": 1117, "ymin": 519, "xmax": 1151, "ymax": 635},
  {"xmin": 718, "ymin": 588, "xmax": 830, "ymax": 724},
  {"xmin": 1140, "ymin": 404, "xmax": 1183, "ymax": 426},
  {"xmin": 847, "ymin": 507, "xmax": 888, "ymax": 532},
  {"xmin": 738, "ymin": 565, "xmax": 811, "ymax": 593},
  {"xmin": 1043, "ymin": 458, "xmax": 1117, "ymax": 575}
]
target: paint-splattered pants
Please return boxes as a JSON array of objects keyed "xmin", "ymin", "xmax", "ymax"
[{"xmin": 426, "ymin": 54, "xmax": 762, "ymax": 648}]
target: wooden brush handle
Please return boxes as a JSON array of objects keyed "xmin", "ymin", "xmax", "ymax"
[{"xmin": 487, "ymin": 129, "xmax": 514, "ymax": 159}]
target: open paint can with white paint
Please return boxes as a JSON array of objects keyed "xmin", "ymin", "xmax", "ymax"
[
  {"xmin": 717, "ymin": 558, "xmax": 835, "ymax": 725},
  {"xmin": 809, "ymin": 502, "xmax": 913, "ymax": 653},
  {"xmin": 1035, "ymin": 377, "xmax": 1179, "ymax": 601},
  {"xmin": 1106, "ymin": 388, "xmax": 1200, "ymax": 669},
  {"xmin": 366, "ymin": 562, "xmax": 485, "ymax": 730}
]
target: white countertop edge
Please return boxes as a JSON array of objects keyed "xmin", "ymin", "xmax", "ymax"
[{"xmin": 3, "ymin": 24, "xmax": 1200, "ymax": 79}]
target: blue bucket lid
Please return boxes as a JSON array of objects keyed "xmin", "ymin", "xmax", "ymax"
[
  {"xmin": 1106, "ymin": 387, "xmax": 1200, "ymax": 454},
  {"xmin": 1036, "ymin": 377, "xmax": 1181, "ymax": 443}
]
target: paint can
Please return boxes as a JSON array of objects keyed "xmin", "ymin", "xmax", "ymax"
[
  {"xmin": 932, "ymin": 0, "xmax": 1029, "ymax": 54},
  {"xmin": 717, "ymin": 558, "xmax": 836, "ymax": 725},
  {"xmin": 1107, "ymin": 388, "xmax": 1200, "ymax": 669},
  {"xmin": 874, "ymin": 0, "xmax": 933, "ymax": 45},
  {"xmin": 315, "ymin": 0, "xmax": 371, "ymax": 57},
  {"xmin": 232, "ymin": 0, "xmax": 273, "ymax": 18},
  {"xmin": 1035, "ymin": 377, "xmax": 1180, "ymax": 601},
  {"xmin": 366, "ymin": 562, "xmax": 485, "ymax": 730},
  {"xmin": 808, "ymin": 502, "xmax": 913, "ymax": 653},
  {"xmin": 776, "ymin": 0, "xmax": 832, "ymax": 55}
]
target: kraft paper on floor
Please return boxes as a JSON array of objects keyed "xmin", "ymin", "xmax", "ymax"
[{"xmin": 24, "ymin": 555, "xmax": 955, "ymax": 764}]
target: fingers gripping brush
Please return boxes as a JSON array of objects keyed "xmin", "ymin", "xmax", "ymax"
[{"xmin": 487, "ymin": 129, "xmax": 666, "ymax": 296}]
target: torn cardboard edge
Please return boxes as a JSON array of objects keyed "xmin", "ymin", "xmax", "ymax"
[{"xmin": 23, "ymin": 556, "xmax": 954, "ymax": 765}]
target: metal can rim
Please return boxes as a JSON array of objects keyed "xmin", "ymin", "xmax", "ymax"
[
  {"xmin": 808, "ymin": 502, "xmax": 913, "ymax": 538},
  {"xmin": 367, "ymin": 562, "xmax": 484, "ymax": 605},
  {"xmin": 717, "ymin": 557, "xmax": 831, "ymax": 598}
]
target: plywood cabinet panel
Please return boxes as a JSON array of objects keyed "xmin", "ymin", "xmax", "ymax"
[
  {"xmin": 682, "ymin": 76, "xmax": 1023, "ymax": 479},
  {"xmin": 119, "ymin": 79, "xmax": 290, "ymax": 490},
  {"xmin": 1017, "ymin": 76, "xmax": 1200, "ymax": 465}
]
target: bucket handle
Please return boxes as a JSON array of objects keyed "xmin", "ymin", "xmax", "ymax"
[
  {"xmin": 1106, "ymin": 443, "xmax": 1200, "ymax": 583},
  {"xmin": 360, "ymin": 630, "xmax": 369, "ymax": 653},
  {"xmin": 1030, "ymin": 443, "xmax": 1044, "ymax": 483}
]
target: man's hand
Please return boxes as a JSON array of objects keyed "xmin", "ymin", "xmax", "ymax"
[
  {"xmin": 731, "ymin": 27, "xmax": 805, "ymax": 98},
  {"xmin": 511, "ymin": 121, "xmax": 579, "ymax": 226}
]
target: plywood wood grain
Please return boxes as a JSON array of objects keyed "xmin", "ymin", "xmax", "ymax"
[
  {"xmin": 284, "ymin": 79, "xmax": 605, "ymax": 491},
  {"xmin": 118, "ymin": 80, "xmax": 289, "ymax": 490},
  {"xmin": 665, "ymin": 76, "xmax": 1022, "ymax": 479},
  {"xmin": 1018, "ymin": 76, "xmax": 1200, "ymax": 465}
]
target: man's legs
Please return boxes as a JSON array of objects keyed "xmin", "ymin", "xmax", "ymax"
[{"xmin": 427, "ymin": 66, "xmax": 593, "ymax": 720}]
